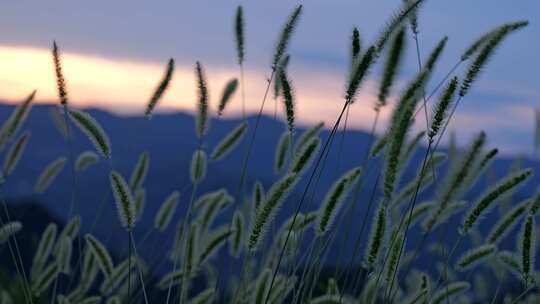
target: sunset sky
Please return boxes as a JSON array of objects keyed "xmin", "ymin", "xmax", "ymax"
[{"xmin": 0, "ymin": 0, "xmax": 538, "ymax": 154}]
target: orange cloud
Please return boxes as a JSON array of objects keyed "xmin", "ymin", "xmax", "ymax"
[
  {"xmin": 0, "ymin": 45, "xmax": 390, "ymax": 131},
  {"xmin": 3, "ymin": 44, "xmax": 526, "ymax": 155}
]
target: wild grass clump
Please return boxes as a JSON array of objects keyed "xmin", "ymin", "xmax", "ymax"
[
  {"xmin": 110, "ymin": 171, "xmax": 136, "ymax": 231},
  {"xmin": 248, "ymin": 173, "xmax": 298, "ymax": 250},
  {"xmin": 0, "ymin": 3, "xmax": 535, "ymax": 304},
  {"xmin": 145, "ymin": 59, "xmax": 174, "ymax": 118},
  {"xmin": 69, "ymin": 109, "xmax": 111, "ymax": 158}
]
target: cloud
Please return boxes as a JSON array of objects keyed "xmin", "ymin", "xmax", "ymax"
[
  {"xmin": 0, "ymin": 44, "xmax": 535, "ymax": 155},
  {"xmin": 0, "ymin": 44, "xmax": 387, "ymax": 128}
]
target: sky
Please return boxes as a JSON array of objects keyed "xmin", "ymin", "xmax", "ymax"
[{"xmin": 0, "ymin": 0, "xmax": 538, "ymax": 155}]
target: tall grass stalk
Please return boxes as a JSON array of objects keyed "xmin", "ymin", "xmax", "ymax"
[
  {"xmin": 216, "ymin": 6, "xmax": 304, "ymax": 299},
  {"xmin": 0, "ymin": 95, "xmax": 37, "ymax": 303},
  {"xmin": 335, "ymin": 113, "xmax": 381, "ymax": 295},
  {"xmin": 235, "ymin": 4, "xmax": 303, "ymax": 199},
  {"xmin": 235, "ymin": 5, "xmax": 246, "ymax": 119},
  {"xmin": 164, "ymin": 182, "xmax": 199, "ymax": 304},
  {"xmin": 51, "ymin": 42, "xmax": 87, "ymax": 296},
  {"xmin": 0, "ymin": 203, "xmax": 32, "ymax": 303},
  {"xmin": 263, "ymin": 102, "xmax": 349, "ymax": 304}
]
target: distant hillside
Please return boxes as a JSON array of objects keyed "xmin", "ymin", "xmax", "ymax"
[{"xmin": 0, "ymin": 103, "xmax": 538, "ymax": 262}]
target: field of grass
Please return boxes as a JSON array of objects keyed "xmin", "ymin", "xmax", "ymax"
[{"xmin": 0, "ymin": 1, "xmax": 537, "ymax": 303}]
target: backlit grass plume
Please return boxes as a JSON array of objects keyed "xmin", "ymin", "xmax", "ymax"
[
  {"xmin": 193, "ymin": 188, "xmax": 227, "ymax": 214},
  {"xmin": 274, "ymin": 131, "xmax": 291, "ymax": 173},
  {"xmin": 54, "ymin": 216, "xmax": 80, "ymax": 254},
  {"xmin": 456, "ymin": 244, "xmax": 495, "ymax": 271},
  {"xmin": 460, "ymin": 168, "xmax": 532, "ymax": 235},
  {"xmin": 69, "ymin": 109, "xmax": 111, "ymax": 158},
  {"xmin": 431, "ymin": 282, "xmax": 470, "ymax": 304},
  {"xmin": 385, "ymin": 233, "xmax": 404, "ymax": 285},
  {"xmin": 190, "ymin": 288, "xmax": 215, "ymax": 304},
  {"xmin": 56, "ymin": 236, "xmax": 73, "ymax": 274},
  {"xmin": 289, "ymin": 137, "xmax": 320, "ymax": 176},
  {"xmin": 424, "ymin": 132, "xmax": 486, "ymax": 231},
  {"xmin": 295, "ymin": 122, "xmax": 324, "ymax": 153},
  {"xmin": 134, "ymin": 188, "xmax": 146, "ymax": 222},
  {"xmin": 459, "ymin": 21, "xmax": 528, "ymax": 97},
  {"xmin": 81, "ymin": 249, "xmax": 99, "ymax": 292},
  {"xmin": 403, "ymin": 273, "xmax": 429, "ymax": 304},
  {"xmin": 346, "ymin": 45, "xmax": 376, "ymax": 104},
  {"xmin": 271, "ymin": 5, "xmax": 303, "ymax": 69},
  {"xmin": 428, "ymin": 77, "xmax": 458, "ymax": 141},
  {"xmin": 399, "ymin": 130, "xmax": 425, "ymax": 172},
  {"xmin": 85, "ymin": 234, "xmax": 114, "ymax": 279},
  {"xmin": 253, "ymin": 181, "xmax": 265, "ymax": 212},
  {"xmin": 52, "ymin": 41, "xmax": 68, "ymax": 106},
  {"xmin": 520, "ymin": 214, "xmax": 535, "ymax": 284},
  {"xmin": 375, "ymin": 0, "xmax": 424, "ymax": 52},
  {"xmin": 109, "ymin": 170, "xmax": 136, "ymax": 231},
  {"xmin": 366, "ymin": 204, "xmax": 387, "ymax": 266},
  {"xmin": 217, "ymin": 78, "xmax": 239, "ymax": 116},
  {"xmin": 248, "ymin": 173, "xmax": 297, "ymax": 250},
  {"xmin": 129, "ymin": 151, "xmax": 150, "ymax": 191},
  {"xmin": 32, "ymin": 264, "xmax": 58, "ymax": 296},
  {"xmin": 278, "ymin": 67, "xmax": 295, "ymax": 134},
  {"xmin": 199, "ymin": 226, "xmax": 233, "ymax": 264},
  {"xmin": 360, "ymin": 275, "xmax": 377, "ymax": 303},
  {"xmin": 274, "ymin": 55, "xmax": 290, "ymax": 100},
  {"xmin": 195, "ymin": 61, "xmax": 209, "ymax": 139},
  {"xmin": 81, "ymin": 296, "xmax": 101, "ymax": 303},
  {"xmin": 32, "ymin": 223, "xmax": 58, "ymax": 277},
  {"xmin": 371, "ymin": 134, "xmax": 388, "ymax": 158},
  {"xmin": 464, "ymin": 148, "xmax": 499, "ymax": 189},
  {"xmin": 0, "ymin": 90, "xmax": 35, "ymax": 151},
  {"xmin": 423, "ymin": 36, "xmax": 448, "ymax": 72},
  {"xmin": 107, "ymin": 297, "xmax": 121, "ymax": 304},
  {"xmin": 157, "ymin": 270, "xmax": 183, "ymax": 290},
  {"xmin": 376, "ymin": 26, "xmax": 406, "ymax": 111},
  {"xmin": 3, "ymin": 131, "xmax": 30, "ymax": 177},
  {"xmin": 154, "ymin": 191, "xmax": 180, "ymax": 232},
  {"xmin": 211, "ymin": 122, "xmax": 247, "ymax": 161},
  {"xmin": 34, "ymin": 157, "xmax": 67, "ymax": 193},
  {"xmin": 0, "ymin": 221, "xmax": 22, "ymax": 244},
  {"xmin": 316, "ymin": 167, "xmax": 362, "ymax": 235},
  {"xmin": 235, "ymin": 6, "xmax": 245, "ymax": 65},
  {"xmin": 197, "ymin": 191, "xmax": 229, "ymax": 232},
  {"xmin": 487, "ymin": 199, "xmax": 528, "ymax": 244},
  {"xmin": 145, "ymin": 58, "xmax": 174, "ymax": 118},
  {"xmin": 404, "ymin": 0, "xmax": 420, "ymax": 34},
  {"xmin": 351, "ymin": 27, "xmax": 361, "ymax": 62},
  {"xmin": 230, "ymin": 210, "xmax": 244, "ymax": 257},
  {"xmin": 483, "ymin": 147, "xmax": 500, "ymax": 165},
  {"xmin": 404, "ymin": 201, "xmax": 432, "ymax": 227},
  {"xmin": 389, "ymin": 153, "xmax": 445, "ymax": 208},
  {"xmin": 181, "ymin": 224, "xmax": 199, "ymax": 297},
  {"xmin": 390, "ymin": 36, "xmax": 447, "ymax": 116},
  {"xmin": 497, "ymin": 251, "xmax": 521, "ymax": 280},
  {"xmin": 461, "ymin": 25, "xmax": 503, "ymax": 61},
  {"xmin": 383, "ymin": 95, "xmax": 417, "ymax": 199},
  {"xmin": 100, "ymin": 258, "xmax": 133, "ymax": 295},
  {"xmin": 75, "ymin": 150, "xmax": 99, "ymax": 172},
  {"xmin": 253, "ymin": 268, "xmax": 272, "ymax": 304},
  {"xmin": 529, "ymin": 190, "xmax": 540, "ymax": 216},
  {"xmin": 190, "ymin": 149, "xmax": 207, "ymax": 184},
  {"xmin": 383, "ymin": 38, "xmax": 446, "ymax": 198},
  {"xmin": 267, "ymin": 275, "xmax": 296, "ymax": 303}
]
